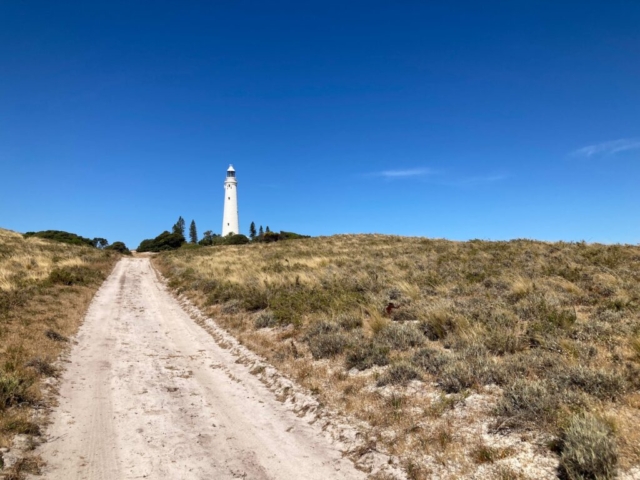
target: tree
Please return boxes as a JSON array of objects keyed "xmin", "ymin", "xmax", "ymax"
[
  {"xmin": 92, "ymin": 237, "xmax": 109, "ymax": 249},
  {"xmin": 249, "ymin": 222, "xmax": 257, "ymax": 240},
  {"xmin": 137, "ymin": 231, "xmax": 185, "ymax": 252},
  {"xmin": 259, "ymin": 225, "xmax": 264, "ymax": 236},
  {"xmin": 265, "ymin": 226, "xmax": 271, "ymax": 233},
  {"xmin": 189, "ymin": 220, "xmax": 198, "ymax": 244},
  {"xmin": 199, "ymin": 230, "xmax": 221, "ymax": 246},
  {"xmin": 172, "ymin": 216, "xmax": 185, "ymax": 236},
  {"xmin": 105, "ymin": 241, "xmax": 131, "ymax": 255}
]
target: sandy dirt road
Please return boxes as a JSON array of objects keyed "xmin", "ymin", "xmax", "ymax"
[{"xmin": 36, "ymin": 257, "xmax": 366, "ymax": 480}]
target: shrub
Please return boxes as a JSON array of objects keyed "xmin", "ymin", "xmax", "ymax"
[
  {"xmin": 494, "ymin": 379, "xmax": 559, "ymax": 430},
  {"xmin": 1, "ymin": 416, "xmax": 41, "ymax": 435},
  {"xmin": 412, "ymin": 347, "xmax": 451, "ymax": 375},
  {"xmin": 437, "ymin": 361, "xmax": 476, "ymax": 393},
  {"xmin": 308, "ymin": 332, "xmax": 351, "ymax": 359},
  {"xmin": 562, "ymin": 366, "xmax": 626, "ymax": 401},
  {"xmin": 470, "ymin": 444, "xmax": 514, "ymax": 464},
  {"xmin": 137, "ymin": 231, "xmax": 185, "ymax": 252},
  {"xmin": 23, "ymin": 230, "xmax": 94, "ymax": 247},
  {"xmin": 105, "ymin": 241, "xmax": 131, "ymax": 255},
  {"xmin": 419, "ymin": 308, "xmax": 464, "ymax": 340},
  {"xmin": 377, "ymin": 363, "xmax": 422, "ymax": 386},
  {"xmin": 221, "ymin": 300, "xmax": 241, "ymax": 314},
  {"xmin": 225, "ymin": 234, "xmax": 250, "ymax": 245},
  {"xmin": 304, "ymin": 320, "xmax": 339, "ymax": 340},
  {"xmin": 240, "ymin": 282, "xmax": 269, "ymax": 310},
  {"xmin": 345, "ymin": 340, "xmax": 390, "ymax": 371},
  {"xmin": 377, "ymin": 323, "xmax": 424, "ymax": 351},
  {"xmin": 338, "ymin": 314, "xmax": 362, "ymax": 331},
  {"xmin": 45, "ymin": 329, "xmax": 68, "ymax": 342},
  {"xmin": 48, "ymin": 266, "xmax": 97, "ymax": 286},
  {"xmin": 25, "ymin": 357, "xmax": 57, "ymax": 377},
  {"xmin": 254, "ymin": 311, "xmax": 277, "ymax": 329},
  {"xmin": 0, "ymin": 374, "xmax": 33, "ymax": 410},
  {"xmin": 559, "ymin": 414, "xmax": 617, "ymax": 480}
]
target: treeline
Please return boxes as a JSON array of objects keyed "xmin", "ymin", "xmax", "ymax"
[
  {"xmin": 23, "ymin": 230, "xmax": 131, "ymax": 254},
  {"xmin": 137, "ymin": 217, "xmax": 308, "ymax": 252},
  {"xmin": 249, "ymin": 221, "xmax": 309, "ymax": 243}
]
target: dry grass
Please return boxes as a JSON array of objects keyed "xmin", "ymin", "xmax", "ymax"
[
  {"xmin": 0, "ymin": 228, "xmax": 118, "ymax": 461},
  {"xmin": 156, "ymin": 234, "xmax": 640, "ymax": 478}
]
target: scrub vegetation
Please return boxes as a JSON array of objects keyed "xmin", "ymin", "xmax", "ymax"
[
  {"xmin": 157, "ymin": 234, "xmax": 640, "ymax": 479},
  {"xmin": 0, "ymin": 228, "xmax": 118, "ymax": 474}
]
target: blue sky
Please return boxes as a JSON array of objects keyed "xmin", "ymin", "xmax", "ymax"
[{"xmin": 1, "ymin": 1, "xmax": 639, "ymax": 248}]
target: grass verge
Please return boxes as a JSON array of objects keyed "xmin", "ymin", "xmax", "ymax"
[
  {"xmin": 0, "ymin": 228, "xmax": 118, "ymax": 471},
  {"xmin": 156, "ymin": 234, "xmax": 640, "ymax": 478}
]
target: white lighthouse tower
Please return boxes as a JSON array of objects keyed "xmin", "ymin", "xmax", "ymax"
[{"xmin": 222, "ymin": 165, "xmax": 240, "ymax": 236}]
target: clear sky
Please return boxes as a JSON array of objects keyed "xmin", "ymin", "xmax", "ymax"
[{"xmin": 1, "ymin": 1, "xmax": 639, "ymax": 248}]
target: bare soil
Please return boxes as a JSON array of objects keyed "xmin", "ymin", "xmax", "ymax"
[{"xmin": 34, "ymin": 257, "xmax": 366, "ymax": 480}]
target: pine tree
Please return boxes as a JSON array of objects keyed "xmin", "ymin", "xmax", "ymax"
[
  {"xmin": 189, "ymin": 220, "xmax": 198, "ymax": 244},
  {"xmin": 259, "ymin": 225, "xmax": 264, "ymax": 236},
  {"xmin": 249, "ymin": 222, "xmax": 257, "ymax": 240},
  {"xmin": 172, "ymin": 216, "xmax": 186, "ymax": 236},
  {"xmin": 265, "ymin": 226, "xmax": 271, "ymax": 233}
]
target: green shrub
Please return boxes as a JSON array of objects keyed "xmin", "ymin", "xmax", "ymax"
[
  {"xmin": 48, "ymin": 266, "xmax": 99, "ymax": 286},
  {"xmin": 2, "ymin": 416, "xmax": 41, "ymax": 435},
  {"xmin": 345, "ymin": 340, "xmax": 390, "ymax": 371},
  {"xmin": 377, "ymin": 363, "xmax": 422, "ymax": 386},
  {"xmin": 225, "ymin": 234, "xmax": 250, "ymax": 245},
  {"xmin": 0, "ymin": 374, "xmax": 33, "ymax": 410},
  {"xmin": 254, "ymin": 311, "xmax": 277, "ymax": 329},
  {"xmin": 137, "ymin": 231, "xmax": 185, "ymax": 252},
  {"xmin": 105, "ymin": 241, "xmax": 131, "ymax": 255},
  {"xmin": 240, "ymin": 282, "xmax": 269, "ymax": 310},
  {"xmin": 560, "ymin": 414, "xmax": 617, "ymax": 480},
  {"xmin": 23, "ymin": 230, "xmax": 94, "ymax": 247}
]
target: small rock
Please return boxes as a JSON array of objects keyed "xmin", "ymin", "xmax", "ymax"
[
  {"xmin": 1, "ymin": 451, "xmax": 20, "ymax": 469},
  {"xmin": 12, "ymin": 434, "xmax": 30, "ymax": 451}
]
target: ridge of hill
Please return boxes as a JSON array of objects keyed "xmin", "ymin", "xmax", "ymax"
[{"xmin": 157, "ymin": 234, "xmax": 640, "ymax": 479}]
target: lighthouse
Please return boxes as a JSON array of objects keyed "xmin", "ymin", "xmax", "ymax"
[{"xmin": 222, "ymin": 165, "xmax": 240, "ymax": 236}]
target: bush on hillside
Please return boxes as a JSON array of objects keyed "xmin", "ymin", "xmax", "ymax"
[
  {"xmin": 23, "ymin": 230, "xmax": 95, "ymax": 247},
  {"xmin": 137, "ymin": 231, "xmax": 185, "ymax": 252},
  {"xmin": 253, "ymin": 231, "xmax": 310, "ymax": 243},
  {"xmin": 225, "ymin": 234, "xmax": 250, "ymax": 245},
  {"xmin": 105, "ymin": 241, "xmax": 131, "ymax": 255},
  {"xmin": 199, "ymin": 234, "xmax": 250, "ymax": 246},
  {"xmin": 559, "ymin": 414, "xmax": 618, "ymax": 480}
]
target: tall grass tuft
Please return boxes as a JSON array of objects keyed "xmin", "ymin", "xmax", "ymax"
[{"xmin": 559, "ymin": 414, "xmax": 618, "ymax": 480}]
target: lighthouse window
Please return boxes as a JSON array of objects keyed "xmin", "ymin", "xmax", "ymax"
[{"xmin": 228, "ymin": 197, "xmax": 230, "ymax": 200}]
